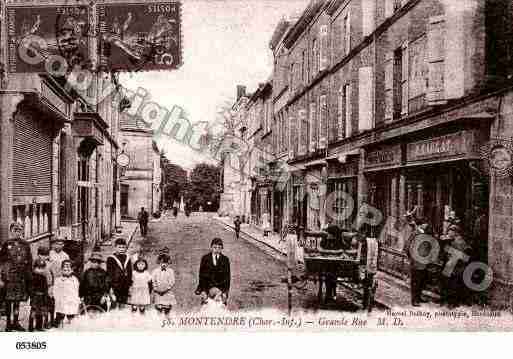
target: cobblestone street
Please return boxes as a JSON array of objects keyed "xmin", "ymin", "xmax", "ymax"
[{"xmin": 132, "ymin": 212, "xmax": 362, "ymax": 313}]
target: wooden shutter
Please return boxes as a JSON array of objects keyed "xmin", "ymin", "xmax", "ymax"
[
  {"xmin": 319, "ymin": 95, "xmax": 328, "ymax": 149},
  {"xmin": 337, "ymin": 88, "xmax": 345, "ymax": 139},
  {"xmin": 401, "ymin": 41, "xmax": 409, "ymax": 116},
  {"xmin": 345, "ymin": 84, "xmax": 352, "ymax": 137},
  {"xmin": 309, "ymin": 102, "xmax": 317, "ymax": 152},
  {"xmin": 384, "ymin": 51, "xmax": 394, "ymax": 122},
  {"xmin": 358, "ymin": 67, "xmax": 373, "ymax": 132},
  {"xmin": 13, "ymin": 110, "xmax": 53, "ymax": 198},
  {"xmin": 345, "ymin": 12, "xmax": 351, "ymax": 55},
  {"xmin": 289, "ymin": 114, "xmax": 295, "ymax": 158},
  {"xmin": 427, "ymin": 16, "xmax": 446, "ymax": 105},
  {"xmin": 319, "ymin": 25, "xmax": 329, "ymax": 71},
  {"xmin": 362, "ymin": 0, "xmax": 375, "ymax": 38},
  {"xmin": 385, "ymin": 0, "xmax": 394, "ymax": 18},
  {"xmin": 299, "ymin": 109, "xmax": 307, "ymax": 156}
]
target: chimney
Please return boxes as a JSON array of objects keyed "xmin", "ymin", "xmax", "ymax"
[{"xmin": 236, "ymin": 85, "xmax": 246, "ymax": 100}]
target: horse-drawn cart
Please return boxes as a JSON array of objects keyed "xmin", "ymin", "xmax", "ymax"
[{"xmin": 297, "ymin": 230, "xmax": 378, "ymax": 311}]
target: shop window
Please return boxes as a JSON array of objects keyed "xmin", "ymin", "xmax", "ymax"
[
  {"xmin": 12, "ymin": 203, "xmax": 51, "ymax": 239},
  {"xmin": 328, "ymin": 179, "xmax": 357, "ymax": 230}
]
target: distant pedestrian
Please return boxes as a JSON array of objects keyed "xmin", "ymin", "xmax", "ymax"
[
  {"xmin": 233, "ymin": 216, "xmax": 241, "ymax": 240},
  {"xmin": 28, "ymin": 259, "xmax": 49, "ymax": 332},
  {"xmin": 151, "ymin": 248, "xmax": 177, "ymax": 316},
  {"xmin": 106, "ymin": 238, "xmax": 133, "ymax": 308},
  {"xmin": 0, "ymin": 222, "xmax": 33, "ymax": 332},
  {"xmin": 53, "ymin": 260, "xmax": 80, "ymax": 327},
  {"xmin": 129, "ymin": 258, "xmax": 152, "ymax": 314},
  {"xmin": 137, "ymin": 207, "xmax": 149, "ymax": 237},
  {"xmin": 79, "ymin": 252, "xmax": 111, "ymax": 311},
  {"xmin": 195, "ymin": 238, "xmax": 231, "ymax": 304}
]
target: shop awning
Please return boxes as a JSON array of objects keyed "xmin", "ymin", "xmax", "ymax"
[{"xmin": 305, "ymin": 159, "xmax": 326, "ymax": 168}]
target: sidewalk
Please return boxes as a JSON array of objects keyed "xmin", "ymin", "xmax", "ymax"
[{"xmin": 214, "ymin": 216, "xmax": 439, "ymax": 309}]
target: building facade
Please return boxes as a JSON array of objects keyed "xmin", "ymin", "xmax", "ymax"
[
  {"xmin": 258, "ymin": 0, "xmax": 513, "ymax": 307},
  {"xmin": 119, "ymin": 115, "xmax": 162, "ymax": 219}
]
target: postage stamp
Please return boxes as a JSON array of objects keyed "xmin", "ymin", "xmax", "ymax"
[{"xmin": 2, "ymin": 0, "xmax": 513, "ymax": 348}]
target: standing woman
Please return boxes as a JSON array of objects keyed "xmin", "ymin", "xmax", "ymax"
[{"xmin": 0, "ymin": 222, "xmax": 33, "ymax": 331}]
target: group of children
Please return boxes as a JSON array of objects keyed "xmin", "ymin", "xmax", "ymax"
[
  {"xmin": 26, "ymin": 237, "xmax": 73, "ymax": 331},
  {"xmin": 25, "ymin": 237, "xmax": 180, "ymax": 331}
]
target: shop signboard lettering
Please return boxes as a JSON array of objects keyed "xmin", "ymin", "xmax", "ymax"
[
  {"xmin": 364, "ymin": 144, "xmax": 401, "ymax": 169},
  {"xmin": 407, "ymin": 131, "xmax": 473, "ymax": 162}
]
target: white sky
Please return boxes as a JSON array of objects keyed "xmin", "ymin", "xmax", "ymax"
[{"xmin": 120, "ymin": 0, "xmax": 309, "ymax": 170}]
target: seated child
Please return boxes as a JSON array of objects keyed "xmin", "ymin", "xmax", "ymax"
[{"xmin": 202, "ymin": 287, "xmax": 227, "ymax": 313}]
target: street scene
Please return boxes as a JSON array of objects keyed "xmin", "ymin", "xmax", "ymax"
[{"xmin": 1, "ymin": 0, "xmax": 513, "ymax": 336}]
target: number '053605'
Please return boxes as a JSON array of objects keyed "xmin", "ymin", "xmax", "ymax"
[{"xmin": 15, "ymin": 342, "xmax": 47, "ymax": 350}]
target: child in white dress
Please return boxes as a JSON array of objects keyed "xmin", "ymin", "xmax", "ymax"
[
  {"xmin": 151, "ymin": 248, "xmax": 176, "ymax": 316},
  {"xmin": 202, "ymin": 287, "xmax": 227, "ymax": 314},
  {"xmin": 53, "ymin": 260, "xmax": 80, "ymax": 327},
  {"xmin": 129, "ymin": 258, "xmax": 152, "ymax": 314}
]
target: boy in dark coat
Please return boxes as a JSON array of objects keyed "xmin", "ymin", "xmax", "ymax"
[
  {"xmin": 195, "ymin": 238, "xmax": 231, "ymax": 304},
  {"xmin": 28, "ymin": 259, "xmax": 49, "ymax": 332},
  {"xmin": 35, "ymin": 246, "xmax": 54, "ymax": 329},
  {"xmin": 106, "ymin": 238, "xmax": 132, "ymax": 308},
  {"xmin": 0, "ymin": 222, "xmax": 33, "ymax": 331},
  {"xmin": 80, "ymin": 251, "xmax": 111, "ymax": 310}
]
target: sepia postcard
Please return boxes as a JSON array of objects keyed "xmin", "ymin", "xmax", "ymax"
[{"xmin": 1, "ymin": 0, "xmax": 513, "ymax": 343}]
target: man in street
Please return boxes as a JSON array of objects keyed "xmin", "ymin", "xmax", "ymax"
[
  {"xmin": 137, "ymin": 207, "xmax": 149, "ymax": 237},
  {"xmin": 0, "ymin": 222, "xmax": 33, "ymax": 331},
  {"xmin": 195, "ymin": 238, "xmax": 231, "ymax": 304}
]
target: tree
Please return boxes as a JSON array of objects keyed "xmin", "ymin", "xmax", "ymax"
[
  {"xmin": 184, "ymin": 163, "xmax": 221, "ymax": 211},
  {"xmin": 161, "ymin": 159, "xmax": 187, "ymax": 208}
]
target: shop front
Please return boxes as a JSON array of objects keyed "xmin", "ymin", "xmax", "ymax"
[
  {"xmin": 366, "ymin": 126, "xmax": 490, "ymax": 282},
  {"xmin": 0, "ymin": 79, "xmax": 73, "ymax": 250},
  {"xmin": 326, "ymin": 154, "xmax": 359, "ymax": 230}
]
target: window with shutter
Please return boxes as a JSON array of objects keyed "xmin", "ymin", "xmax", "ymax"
[
  {"xmin": 289, "ymin": 114, "xmax": 295, "ymax": 157},
  {"xmin": 299, "ymin": 109, "xmax": 307, "ymax": 156},
  {"xmin": 345, "ymin": 84, "xmax": 352, "ymax": 137},
  {"xmin": 401, "ymin": 41, "xmax": 409, "ymax": 116},
  {"xmin": 385, "ymin": 0, "xmax": 394, "ymax": 18},
  {"xmin": 384, "ymin": 51, "xmax": 394, "ymax": 122},
  {"xmin": 319, "ymin": 25, "xmax": 329, "ymax": 71},
  {"xmin": 338, "ymin": 88, "xmax": 344, "ymax": 139},
  {"xmin": 362, "ymin": 0, "xmax": 375, "ymax": 38},
  {"xmin": 358, "ymin": 66, "xmax": 373, "ymax": 132},
  {"xmin": 309, "ymin": 102, "xmax": 317, "ymax": 152},
  {"xmin": 393, "ymin": 47, "xmax": 403, "ymax": 119},
  {"xmin": 344, "ymin": 13, "xmax": 351, "ymax": 55},
  {"xmin": 427, "ymin": 16, "xmax": 446, "ymax": 105},
  {"xmin": 409, "ymin": 35, "xmax": 428, "ymax": 112},
  {"xmin": 319, "ymin": 95, "xmax": 327, "ymax": 149},
  {"xmin": 312, "ymin": 38, "xmax": 318, "ymax": 76}
]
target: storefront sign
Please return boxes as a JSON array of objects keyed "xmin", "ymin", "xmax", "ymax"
[
  {"xmin": 6, "ymin": 4, "xmax": 90, "ymax": 73},
  {"xmin": 97, "ymin": 1, "xmax": 182, "ymax": 72},
  {"xmin": 364, "ymin": 144, "xmax": 401, "ymax": 170},
  {"xmin": 407, "ymin": 131, "xmax": 477, "ymax": 163}
]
